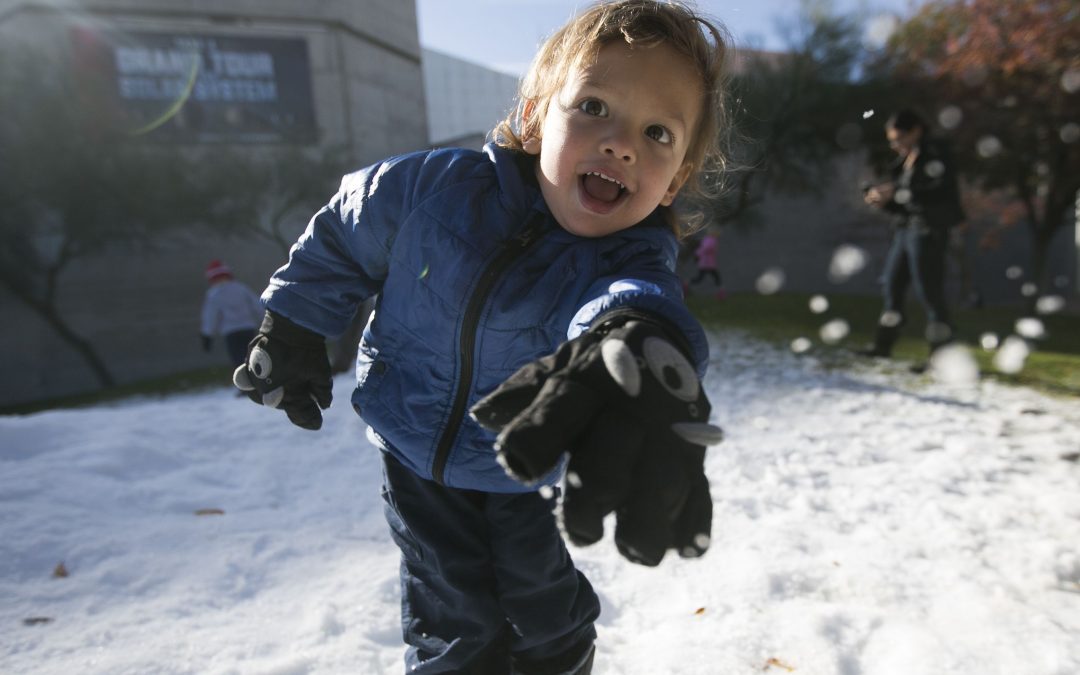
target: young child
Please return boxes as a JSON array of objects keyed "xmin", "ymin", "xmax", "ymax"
[
  {"xmin": 199, "ymin": 259, "xmax": 263, "ymax": 369},
  {"xmin": 234, "ymin": 2, "xmax": 729, "ymax": 672},
  {"xmin": 690, "ymin": 228, "xmax": 723, "ymax": 297}
]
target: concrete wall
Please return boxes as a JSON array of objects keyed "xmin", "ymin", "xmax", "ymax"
[
  {"xmin": 422, "ymin": 48, "xmax": 518, "ymax": 147},
  {"xmin": 0, "ymin": 0, "xmax": 429, "ymax": 408}
]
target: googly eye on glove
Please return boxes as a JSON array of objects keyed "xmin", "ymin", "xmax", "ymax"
[
  {"xmin": 470, "ymin": 313, "xmax": 723, "ymax": 567},
  {"xmin": 233, "ymin": 311, "xmax": 333, "ymax": 431}
]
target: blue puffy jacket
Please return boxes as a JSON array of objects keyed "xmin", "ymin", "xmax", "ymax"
[{"xmin": 263, "ymin": 144, "xmax": 709, "ymax": 492}]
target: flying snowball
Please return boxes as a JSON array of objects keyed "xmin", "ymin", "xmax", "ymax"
[
  {"xmin": 819, "ymin": 318, "xmax": 850, "ymax": 345},
  {"xmin": 1036, "ymin": 296, "xmax": 1065, "ymax": 315},
  {"xmin": 863, "ymin": 14, "xmax": 898, "ymax": 49},
  {"xmin": 930, "ymin": 344, "xmax": 979, "ymax": 385},
  {"xmin": 993, "ymin": 336, "xmax": 1030, "ymax": 374},
  {"xmin": 1062, "ymin": 68, "xmax": 1080, "ymax": 94},
  {"xmin": 925, "ymin": 321, "xmax": 953, "ymax": 345},
  {"xmin": 938, "ymin": 106, "xmax": 962, "ymax": 130},
  {"xmin": 756, "ymin": 267, "xmax": 786, "ymax": 295},
  {"xmin": 790, "ymin": 337, "xmax": 813, "ymax": 354},
  {"xmin": 976, "ymin": 135, "xmax": 1002, "ymax": 158},
  {"xmin": 1015, "ymin": 317, "xmax": 1045, "ymax": 340},
  {"xmin": 828, "ymin": 245, "xmax": 867, "ymax": 283},
  {"xmin": 879, "ymin": 310, "xmax": 902, "ymax": 328}
]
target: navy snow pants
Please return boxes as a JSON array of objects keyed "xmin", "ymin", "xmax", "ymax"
[{"xmin": 380, "ymin": 453, "xmax": 600, "ymax": 674}]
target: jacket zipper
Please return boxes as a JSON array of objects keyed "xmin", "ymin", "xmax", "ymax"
[{"xmin": 432, "ymin": 213, "xmax": 547, "ymax": 485}]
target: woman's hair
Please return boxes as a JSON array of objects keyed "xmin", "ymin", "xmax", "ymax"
[
  {"xmin": 886, "ymin": 109, "xmax": 927, "ymax": 133},
  {"xmin": 493, "ymin": 0, "xmax": 732, "ymax": 236}
]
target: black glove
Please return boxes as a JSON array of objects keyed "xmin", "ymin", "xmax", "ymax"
[
  {"xmin": 233, "ymin": 310, "xmax": 333, "ymax": 430},
  {"xmin": 470, "ymin": 313, "xmax": 723, "ymax": 566},
  {"xmin": 201, "ymin": 334, "xmax": 212, "ymax": 352}
]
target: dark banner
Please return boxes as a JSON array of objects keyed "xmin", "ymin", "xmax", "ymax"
[{"xmin": 71, "ymin": 28, "xmax": 317, "ymax": 143}]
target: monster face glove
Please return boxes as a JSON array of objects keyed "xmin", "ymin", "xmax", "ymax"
[
  {"xmin": 233, "ymin": 311, "xmax": 333, "ymax": 431},
  {"xmin": 471, "ymin": 313, "xmax": 723, "ymax": 566}
]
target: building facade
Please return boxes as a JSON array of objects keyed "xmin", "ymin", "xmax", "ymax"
[
  {"xmin": 0, "ymin": 0, "xmax": 429, "ymax": 407},
  {"xmin": 422, "ymin": 48, "xmax": 518, "ymax": 149}
]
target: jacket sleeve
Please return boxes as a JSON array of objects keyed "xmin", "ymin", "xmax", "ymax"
[
  {"xmin": 261, "ymin": 151, "xmax": 435, "ymax": 338},
  {"xmin": 199, "ymin": 292, "xmax": 218, "ymax": 337},
  {"xmin": 568, "ymin": 232, "xmax": 710, "ymax": 378}
]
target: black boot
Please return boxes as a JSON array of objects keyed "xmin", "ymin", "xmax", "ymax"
[{"xmin": 856, "ymin": 324, "xmax": 900, "ymax": 358}]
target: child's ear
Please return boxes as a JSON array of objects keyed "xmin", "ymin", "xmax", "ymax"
[
  {"xmin": 521, "ymin": 100, "xmax": 541, "ymax": 155},
  {"xmin": 660, "ymin": 162, "xmax": 694, "ymax": 206}
]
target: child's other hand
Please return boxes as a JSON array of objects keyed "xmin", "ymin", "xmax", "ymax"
[
  {"xmin": 471, "ymin": 315, "xmax": 723, "ymax": 567},
  {"xmin": 233, "ymin": 311, "xmax": 332, "ymax": 431}
]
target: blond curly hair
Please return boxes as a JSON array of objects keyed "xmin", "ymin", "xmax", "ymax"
[{"xmin": 493, "ymin": 0, "xmax": 732, "ymax": 236}]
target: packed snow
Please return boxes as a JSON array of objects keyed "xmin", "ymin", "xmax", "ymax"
[{"xmin": 2, "ymin": 331, "xmax": 1078, "ymax": 674}]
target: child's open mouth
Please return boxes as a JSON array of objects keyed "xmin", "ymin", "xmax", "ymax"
[{"xmin": 580, "ymin": 171, "xmax": 626, "ymax": 211}]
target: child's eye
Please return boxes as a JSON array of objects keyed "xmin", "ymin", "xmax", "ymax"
[
  {"xmin": 645, "ymin": 125, "xmax": 672, "ymax": 144},
  {"xmin": 578, "ymin": 99, "xmax": 607, "ymax": 117}
]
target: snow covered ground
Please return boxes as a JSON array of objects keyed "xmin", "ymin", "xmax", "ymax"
[{"xmin": 2, "ymin": 331, "xmax": 1078, "ymax": 675}]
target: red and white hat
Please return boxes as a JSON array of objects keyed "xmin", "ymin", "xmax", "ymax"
[{"xmin": 205, "ymin": 259, "xmax": 233, "ymax": 281}]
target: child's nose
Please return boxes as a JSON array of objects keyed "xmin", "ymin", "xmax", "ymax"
[{"xmin": 601, "ymin": 127, "xmax": 636, "ymax": 163}]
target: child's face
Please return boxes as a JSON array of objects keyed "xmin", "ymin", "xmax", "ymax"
[{"xmin": 527, "ymin": 41, "xmax": 702, "ymax": 238}]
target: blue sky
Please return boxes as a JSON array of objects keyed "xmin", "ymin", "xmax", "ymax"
[{"xmin": 416, "ymin": 0, "xmax": 927, "ymax": 76}]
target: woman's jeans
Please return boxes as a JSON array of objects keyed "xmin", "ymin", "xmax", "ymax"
[{"xmin": 875, "ymin": 225, "xmax": 954, "ymax": 353}]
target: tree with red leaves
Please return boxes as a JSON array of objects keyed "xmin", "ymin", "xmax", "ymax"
[{"xmin": 879, "ymin": 0, "xmax": 1079, "ymax": 300}]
